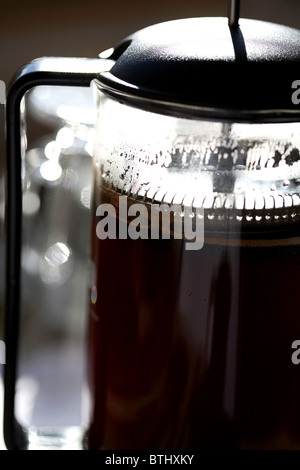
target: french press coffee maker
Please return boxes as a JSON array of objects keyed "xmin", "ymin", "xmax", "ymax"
[{"xmin": 4, "ymin": 0, "xmax": 300, "ymax": 450}]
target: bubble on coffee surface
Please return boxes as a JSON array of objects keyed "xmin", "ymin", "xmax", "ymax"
[{"xmin": 94, "ymin": 107, "xmax": 300, "ymax": 227}]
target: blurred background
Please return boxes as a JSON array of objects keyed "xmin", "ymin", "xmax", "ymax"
[{"xmin": 0, "ymin": 0, "xmax": 299, "ymax": 450}]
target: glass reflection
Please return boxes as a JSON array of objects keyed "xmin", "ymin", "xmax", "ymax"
[
  {"xmin": 44, "ymin": 140, "xmax": 61, "ymax": 160},
  {"xmin": 17, "ymin": 84, "xmax": 94, "ymax": 431},
  {"xmin": 56, "ymin": 127, "xmax": 74, "ymax": 149},
  {"xmin": 63, "ymin": 168, "xmax": 79, "ymax": 191},
  {"xmin": 44, "ymin": 242, "xmax": 71, "ymax": 267},
  {"xmin": 22, "ymin": 191, "xmax": 40, "ymax": 216},
  {"xmin": 80, "ymin": 186, "xmax": 91, "ymax": 209},
  {"xmin": 40, "ymin": 160, "xmax": 62, "ymax": 183},
  {"xmin": 40, "ymin": 242, "xmax": 73, "ymax": 286}
]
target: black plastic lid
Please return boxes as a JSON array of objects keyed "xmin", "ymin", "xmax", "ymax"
[{"xmin": 97, "ymin": 17, "xmax": 300, "ymax": 121}]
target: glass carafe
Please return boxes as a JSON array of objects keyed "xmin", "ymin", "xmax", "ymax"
[{"xmin": 88, "ymin": 90, "xmax": 300, "ymax": 449}]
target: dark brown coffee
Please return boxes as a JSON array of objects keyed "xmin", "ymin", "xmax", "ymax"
[{"xmin": 85, "ymin": 181, "xmax": 300, "ymax": 450}]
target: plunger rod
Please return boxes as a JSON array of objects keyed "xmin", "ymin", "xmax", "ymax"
[{"xmin": 228, "ymin": 0, "xmax": 240, "ymax": 28}]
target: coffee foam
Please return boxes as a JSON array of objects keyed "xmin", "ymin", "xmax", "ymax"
[{"xmin": 93, "ymin": 176, "xmax": 300, "ymax": 249}]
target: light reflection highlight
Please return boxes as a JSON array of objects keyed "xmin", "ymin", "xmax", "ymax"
[
  {"xmin": 40, "ymin": 160, "xmax": 62, "ymax": 182},
  {"xmin": 44, "ymin": 141, "xmax": 61, "ymax": 160},
  {"xmin": 45, "ymin": 242, "xmax": 71, "ymax": 267},
  {"xmin": 26, "ymin": 148, "xmax": 45, "ymax": 168},
  {"xmin": 21, "ymin": 246, "xmax": 40, "ymax": 275},
  {"xmin": 39, "ymin": 242, "xmax": 73, "ymax": 286},
  {"xmin": 80, "ymin": 186, "xmax": 91, "ymax": 209},
  {"xmin": 56, "ymin": 127, "xmax": 74, "ymax": 149},
  {"xmin": 63, "ymin": 168, "xmax": 79, "ymax": 190},
  {"xmin": 91, "ymin": 286, "xmax": 97, "ymax": 304},
  {"xmin": 23, "ymin": 191, "xmax": 41, "ymax": 216}
]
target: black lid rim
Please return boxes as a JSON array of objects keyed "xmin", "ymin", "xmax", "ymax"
[{"xmin": 95, "ymin": 75, "xmax": 300, "ymax": 123}]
